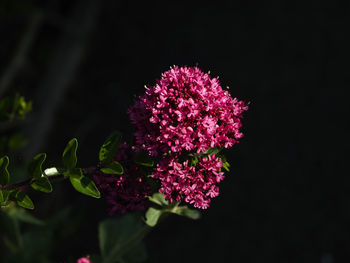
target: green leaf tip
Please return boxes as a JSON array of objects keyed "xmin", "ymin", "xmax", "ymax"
[
  {"xmin": 148, "ymin": 192, "xmax": 169, "ymax": 207},
  {"xmin": 202, "ymin": 147, "xmax": 222, "ymax": 156},
  {"xmin": 28, "ymin": 153, "xmax": 46, "ymax": 179},
  {"xmin": 69, "ymin": 168, "xmax": 100, "ymax": 198},
  {"xmin": 172, "ymin": 206, "xmax": 201, "ymax": 220},
  {"xmin": 0, "ymin": 155, "xmax": 10, "ymax": 185},
  {"xmin": 134, "ymin": 152, "xmax": 154, "ymax": 167},
  {"xmin": 218, "ymin": 154, "xmax": 230, "ymax": 172},
  {"xmin": 145, "ymin": 207, "xmax": 162, "ymax": 227},
  {"xmin": 31, "ymin": 177, "xmax": 52, "ymax": 193},
  {"xmin": 10, "ymin": 189, "xmax": 34, "ymax": 210},
  {"xmin": 62, "ymin": 138, "xmax": 78, "ymax": 170},
  {"xmin": 99, "ymin": 131, "xmax": 122, "ymax": 165},
  {"xmin": 100, "ymin": 161, "xmax": 124, "ymax": 175},
  {"xmin": 0, "ymin": 190, "xmax": 10, "ymax": 206}
]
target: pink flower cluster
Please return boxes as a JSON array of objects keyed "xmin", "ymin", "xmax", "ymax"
[
  {"xmin": 153, "ymin": 154, "xmax": 224, "ymax": 209},
  {"xmin": 93, "ymin": 142, "xmax": 152, "ymax": 215},
  {"xmin": 128, "ymin": 66, "xmax": 248, "ymax": 157},
  {"xmin": 128, "ymin": 66, "xmax": 248, "ymax": 209}
]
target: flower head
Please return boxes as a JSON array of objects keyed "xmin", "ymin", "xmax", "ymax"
[
  {"xmin": 93, "ymin": 142, "xmax": 152, "ymax": 215},
  {"xmin": 128, "ymin": 66, "xmax": 248, "ymax": 157},
  {"xmin": 152, "ymin": 154, "xmax": 224, "ymax": 209},
  {"xmin": 128, "ymin": 66, "xmax": 248, "ymax": 209}
]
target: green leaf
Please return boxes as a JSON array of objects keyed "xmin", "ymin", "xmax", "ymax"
[
  {"xmin": 134, "ymin": 152, "xmax": 154, "ymax": 167},
  {"xmin": 0, "ymin": 189, "xmax": 10, "ymax": 204},
  {"xmin": 99, "ymin": 214, "xmax": 146, "ymax": 262},
  {"xmin": 148, "ymin": 192, "xmax": 169, "ymax": 207},
  {"xmin": 100, "ymin": 161, "xmax": 124, "ymax": 175},
  {"xmin": 10, "ymin": 190, "xmax": 34, "ymax": 210},
  {"xmin": 222, "ymin": 161, "xmax": 230, "ymax": 172},
  {"xmin": 202, "ymin": 147, "xmax": 222, "ymax": 156},
  {"xmin": 218, "ymin": 154, "xmax": 230, "ymax": 172},
  {"xmin": 0, "ymin": 155, "xmax": 10, "ymax": 185},
  {"xmin": 27, "ymin": 153, "xmax": 46, "ymax": 179},
  {"xmin": 69, "ymin": 168, "xmax": 100, "ymax": 198},
  {"xmin": 190, "ymin": 155, "xmax": 199, "ymax": 166},
  {"xmin": 31, "ymin": 177, "xmax": 52, "ymax": 193},
  {"xmin": 172, "ymin": 206, "xmax": 201, "ymax": 220},
  {"xmin": 99, "ymin": 131, "xmax": 122, "ymax": 165},
  {"xmin": 16, "ymin": 95, "xmax": 32, "ymax": 118},
  {"xmin": 62, "ymin": 138, "xmax": 78, "ymax": 170},
  {"xmin": 0, "ymin": 200, "xmax": 9, "ymax": 207},
  {"xmin": 145, "ymin": 207, "xmax": 162, "ymax": 227}
]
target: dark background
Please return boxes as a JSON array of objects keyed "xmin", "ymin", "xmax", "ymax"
[{"xmin": 0, "ymin": 1, "xmax": 349, "ymax": 262}]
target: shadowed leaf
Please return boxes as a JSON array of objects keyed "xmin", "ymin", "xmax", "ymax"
[
  {"xmin": 62, "ymin": 138, "xmax": 78, "ymax": 170},
  {"xmin": 99, "ymin": 131, "xmax": 122, "ymax": 165},
  {"xmin": 100, "ymin": 161, "xmax": 123, "ymax": 175},
  {"xmin": 0, "ymin": 155, "xmax": 10, "ymax": 185},
  {"xmin": 31, "ymin": 177, "xmax": 52, "ymax": 193},
  {"xmin": 10, "ymin": 189, "xmax": 34, "ymax": 210},
  {"xmin": 28, "ymin": 153, "xmax": 46, "ymax": 179}
]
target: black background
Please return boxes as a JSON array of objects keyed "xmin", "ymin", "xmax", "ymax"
[{"xmin": 0, "ymin": 1, "xmax": 349, "ymax": 262}]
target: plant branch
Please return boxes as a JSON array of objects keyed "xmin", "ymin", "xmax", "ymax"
[{"xmin": 0, "ymin": 167, "xmax": 97, "ymax": 191}]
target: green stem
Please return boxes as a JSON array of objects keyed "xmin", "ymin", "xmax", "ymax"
[
  {"xmin": 13, "ymin": 218, "xmax": 23, "ymax": 249},
  {"xmin": 0, "ymin": 166, "xmax": 97, "ymax": 191}
]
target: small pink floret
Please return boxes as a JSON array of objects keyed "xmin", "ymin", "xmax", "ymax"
[{"xmin": 76, "ymin": 257, "xmax": 91, "ymax": 263}]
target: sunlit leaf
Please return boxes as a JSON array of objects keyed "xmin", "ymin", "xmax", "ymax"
[
  {"xmin": 148, "ymin": 192, "xmax": 169, "ymax": 207},
  {"xmin": 69, "ymin": 168, "xmax": 100, "ymax": 198},
  {"xmin": 190, "ymin": 155, "xmax": 198, "ymax": 166},
  {"xmin": 218, "ymin": 154, "xmax": 230, "ymax": 172},
  {"xmin": 202, "ymin": 147, "xmax": 222, "ymax": 156},
  {"xmin": 222, "ymin": 161, "xmax": 230, "ymax": 172},
  {"xmin": 172, "ymin": 206, "xmax": 201, "ymax": 220},
  {"xmin": 145, "ymin": 207, "xmax": 162, "ymax": 227}
]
